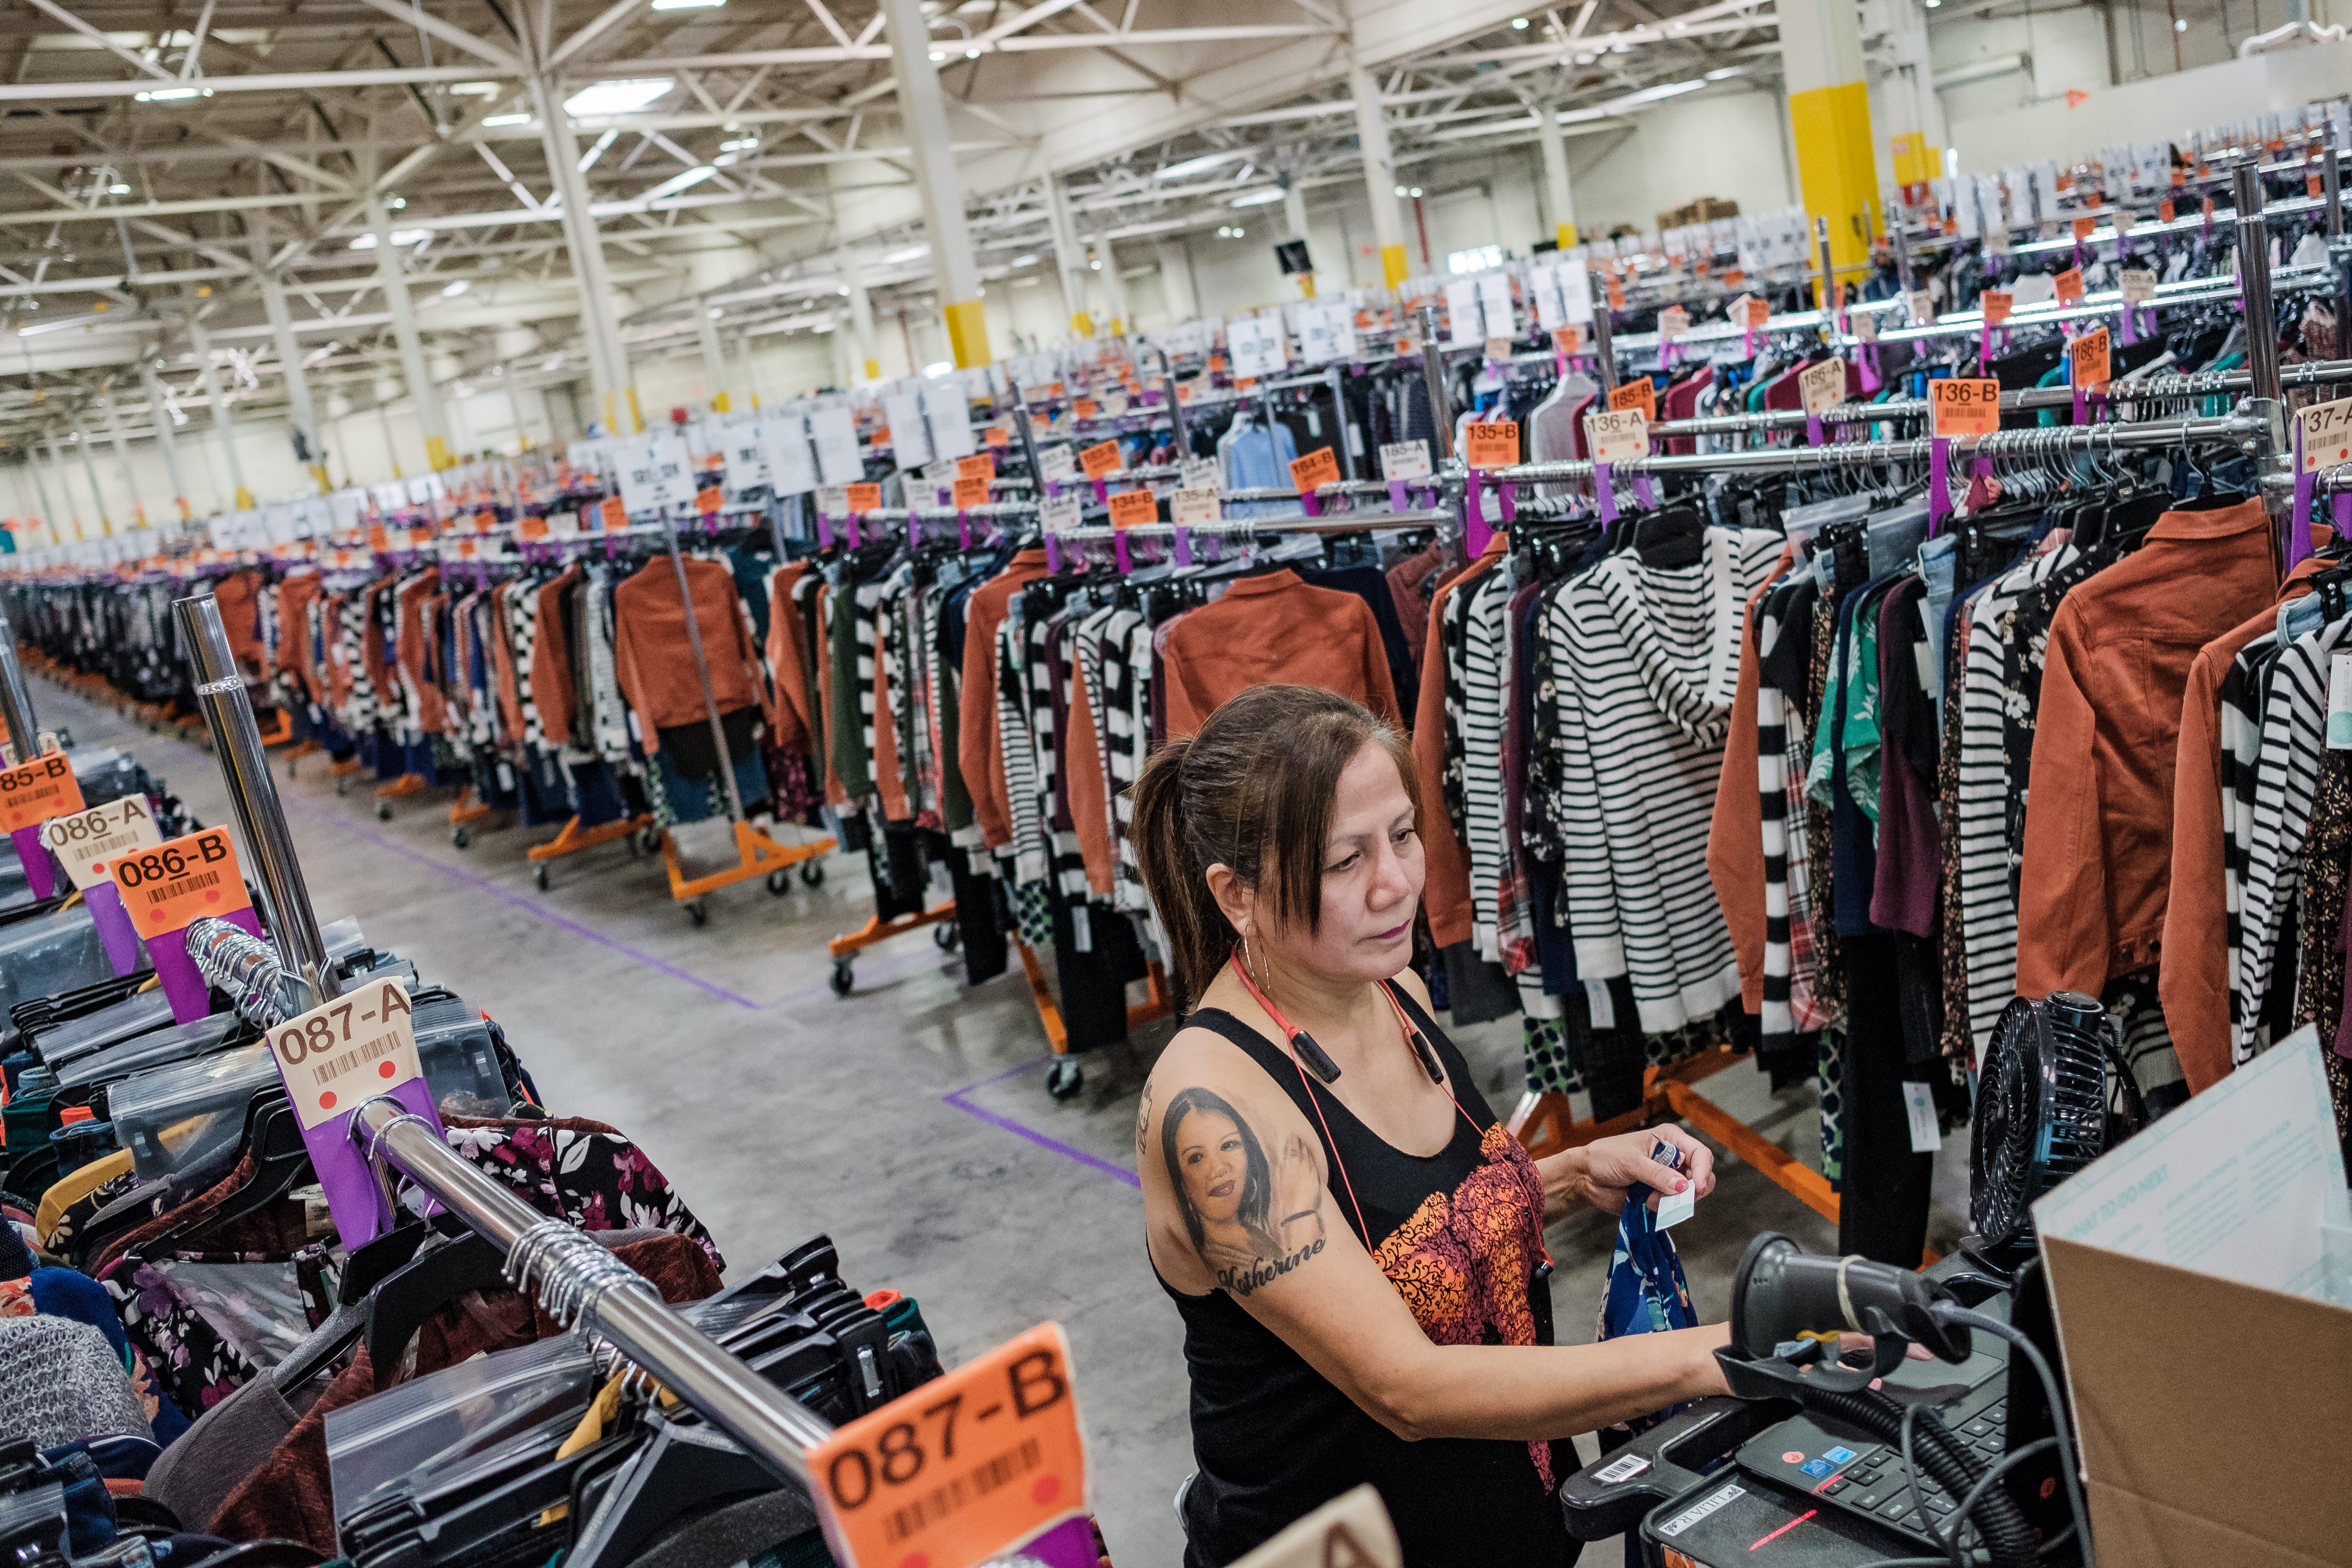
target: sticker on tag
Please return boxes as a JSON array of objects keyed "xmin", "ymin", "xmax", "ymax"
[
  {"xmin": 116, "ymin": 826, "xmax": 250, "ymax": 940},
  {"xmin": 2330, "ymin": 653, "xmax": 2352, "ymax": 749},
  {"xmin": 2298, "ymin": 396, "xmax": 2352, "ymax": 471},
  {"xmin": 1903, "ymin": 1081, "xmax": 1943, "ymax": 1152},
  {"xmin": 40, "ymin": 794, "xmax": 161, "ymax": 890},
  {"xmin": 810, "ymin": 1323, "xmax": 1087, "ymax": 1568},
  {"xmin": 0, "ymin": 751, "xmax": 83, "ymax": 833}
]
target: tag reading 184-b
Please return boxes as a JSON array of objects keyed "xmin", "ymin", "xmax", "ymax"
[
  {"xmin": 265, "ymin": 976, "xmax": 421, "ymax": 1131},
  {"xmin": 116, "ymin": 826, "xmax": 250, "ymax": 940},
  {"xmin": 812, "ymin": 1322, "xmax": 1086, "ymax": 1568}
]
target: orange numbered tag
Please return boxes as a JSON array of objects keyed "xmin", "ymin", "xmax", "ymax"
[
  {"xmin": 1551, "ymin": 326, "xmax": 1584, "ymax": 355},
  {"xmin": 1980, "ymin": 290, "xmax": 2014, "ymax": 325},
  {"xmin": 2202, "ymin": 196, "xmax": 2215, "ymax": 218},
  {"xmin": 845, "ymin": 482, "xmax": 882, "ymax": 514},
  {"xmin": 1463, "ymin": 421, "xmax": 1520, "ymax": 470},
  {"xmin": 2053, "ymin": 267, "xmax": 2085, "ymax": 305},
  {"xmin": 1072, "ymin": 397, "xmax": 1099, "ymax": 421},
  {"xmin": 2310, "ymin": 172, "xmax": 2326, "ymax": 201},
  {"xmin": 1722, "ymin": 267, "xmax": 1746, "ymax": 287},
  {"xmin": 1106, "ymin": 489, "xmax": 1156, "ymax": 529},
  {"xmin": 600, "ymin": 496, "xmax": 627, "ymax": 529},
  {"xmin": 2071, "ymin": 326, "xmax": 2110, "ymax": 390},
  {"xmin": 811, "ymin": 1323, "xmax": 1086, "ymax": 1568},
  {"xmin": 2159, "ymin": 198, "xmax": 2176, "ymax": 222},
  {"xmin": 951, "ymin": 476, "xmax": 990, "ymax": 510},
  {"xmin": 116, "ymin": 826, "xmax": 250, "ymax": 941},
  {"xmin": 2171, "ymin": 167, "xmax": 2186, "ymax": 187},
  {"xmin": 1929, "ymin": 377, "xmax": 2002, "ymax": 439},
  {"xmin": 1079, "ymin": 441, "xmax": 1122, "ymax": 481},
  {"xmin": 0, "ymin": 751, "xmax": 82, "ymax": 833},
  {"xmin": 1608, "ymin": 377, "xmax": 1657, "ymax": 423},
  {"xmin": 982, "ymin": 426, "xmax": 1011, "ymax": 449},
  {"xmin": 455, "ymin": 539, "xmax": 478, "ymax": 561},
  {"xmin": 1604, "ymin": 276, "xmax": 1626, "ymax": 309},
  {"xmin": 519, "ymin": 515, "xmax": 550, "ymax": 541},
  {"xmin": 368, "ymin": 523, "xmax": 390, "ymax": 551},
  {"xmin": 956, "ymin": 453, "xmax": 995, "ymax": 483},
  {"xmin": 1288, "ymin": 446, "xmax": 1341, "ymax": 492},
  {"xmin": 695, "ymin": 486, "xmax": 723, "ymax": 515}
]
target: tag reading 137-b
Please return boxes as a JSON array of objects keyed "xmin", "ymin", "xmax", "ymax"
[
  {"xmin": 265, "ymin": 975, "xmax": 421, "ymax": 1131},
  {"xmin": 812, "ymin": 1322, "xmax": 1086, "ymax": 1568},
  {"xmin": 116, "ymin": 826, "xmax": 250, "ymax": 940}
]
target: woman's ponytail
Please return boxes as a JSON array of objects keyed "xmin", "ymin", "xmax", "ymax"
[{"xmin": 1129, "ymin": 734, "xmax": 1227, "ymax": 1014}]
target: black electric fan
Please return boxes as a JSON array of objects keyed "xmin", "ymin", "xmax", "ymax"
[{"xmin": 1968, "ymin": 991, "xmax": 2148, "ymax": 1265}]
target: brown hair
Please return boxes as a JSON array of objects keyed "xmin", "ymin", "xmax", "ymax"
[{"xmin": 1127, "ymin": 684, "xmax": 1421, "ymax": 1013}]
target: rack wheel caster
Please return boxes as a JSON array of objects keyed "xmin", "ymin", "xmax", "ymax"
[
  {"xmin": 376, "ymin": 802, "xmax": 392, "ymax": 822},
  {"xmin": 934, "ymin": 922, "xmax": 960, "ymax": 951},
  {"xmin": 452, "ymin": 827, "xmax": 470, "ymax": 850},
  {"xmin": 639, "ymin": 826, "xmax": 663, "ymax": 854},
  {"xmin": 1045, "ymin": 1059, "xmax": 1083, "ymax": 1100},
  {"xmin": 829, "ymin": 959, "xmax": 854, "ymax": 997},
  {"xmin": 533, "ymin": 863, "xmax": 550, "ymax": 892},
  {"xmin": 766, "ymin": 870, "xmax": 790, "ymax": 897},
  {"xmin": 684, "ymin": 900, "xmax": 709, "ymax": 927},
  {"xmin": 799, "ymin": 860, "xmax": 824, "ymax": 887},
  {"xmin": 287, "ymin": 760, "xmax": 299, "ymax": 780},
  {"xmin": 335, "ymin": 777, "xmax": 348, "ymax": 797}
]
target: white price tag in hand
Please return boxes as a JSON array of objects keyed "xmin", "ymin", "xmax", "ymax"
[
  {"xmin": 1650, "ymin": 1141, "xmax": 1695, "ymax": 1229},
  {"xmin": 1902, "ymin": 1082, "xmax": 1944, "ymax": 1153}
]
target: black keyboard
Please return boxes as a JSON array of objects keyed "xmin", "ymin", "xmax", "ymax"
[{"xmin": 1735, "ymin": 1369, "xmax": 2007, "ymax": 1552}]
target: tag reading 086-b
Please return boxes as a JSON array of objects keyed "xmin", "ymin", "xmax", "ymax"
[{"xmin": 116, "ymin": 826, "xmax": 250, "ymax": 940}]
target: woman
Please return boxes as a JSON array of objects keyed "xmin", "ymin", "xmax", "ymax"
[{"xmin": 1130, "ymin": 684, "xmax": 1731, "ymax": 1568}]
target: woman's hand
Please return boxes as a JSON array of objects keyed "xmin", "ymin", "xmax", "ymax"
[{"xmin": 1568, "ymin": 1127, "xmax": 1717, "ymax": 1218}]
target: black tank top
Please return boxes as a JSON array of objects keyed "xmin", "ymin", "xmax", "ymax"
[{"xmin": 1157, "ymin": 987, "xmax": 1575, "ymax": 1568}]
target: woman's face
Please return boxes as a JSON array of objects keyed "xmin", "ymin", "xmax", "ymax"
[
  {"xmin": 1261, "ymin": 742, "xmax": 1425, "ymax": 985},
  {"xmin": 1175, "ymin": 1109, "xmax": 1247, "ymax": 1223}
]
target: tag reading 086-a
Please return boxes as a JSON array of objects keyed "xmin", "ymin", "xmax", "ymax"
[{"xmin": 813, "ymin": 1323, "xmax": 1085, "ymax": 1568}]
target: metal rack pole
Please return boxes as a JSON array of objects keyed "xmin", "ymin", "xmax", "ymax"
[
  {"xmin": 1415, "ymin": 303, "xmax": 1457, "ymax": 460},
  {"xmin": 1587, "ymin": 275, "xmax": 1619, "ymax": 397},
  {"xmin": 2323, "ymin": 120, "xmax": 2350, "ymax": 402},
  {"xmin": 1006, "ymin": 376, "xmax": 1050, "ymax": 496},
  {"xmin": 174, "ymin": 592, "xmax": 341, "ymax": 1008},
  {"xmin": 1327, "ymin": 362, "xmax": 1358, "ymax": 481},
  {"xmin": 2234, "ymin": 160, "xmax": 2286, "ymax": 412},
  {"xmin": 657, "ymin": 511, "xmax": 748, "ymax": 825},
  {"xmin": 1814, "ymin": 215, "xmax": 1838, "ymax": 328},
  {"xmin": 0, "ymin": 604, "xmax": 39, "ymax": 764},
  {"xmin": 1893, "ymin": 218, "xmax": 1916, "ymax": 298},
  {"xmin": 1155, "ymin": 347, "xmax": 1189, "ymax": 457},
  {"xmin": 353, "ymin": 1096, "xmax": 835, "ymax": 1490}
]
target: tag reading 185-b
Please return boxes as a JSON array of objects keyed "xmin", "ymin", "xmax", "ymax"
[
  {"xmin": 812, "ymin": 1322, "xmax": 1086, "ymax": 1568},
  {"xmin": 265, "ymin": 976, "xmax": 421, "ymax": 1131},
  {"xmin": 114, "ymin": 826, "xmax": 250, "ymax": 940}
]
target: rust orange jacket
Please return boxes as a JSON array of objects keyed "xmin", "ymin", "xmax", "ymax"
[
  {"xmin": 956, "ymin": 549, "xmax": 1051, "ymax": 850},
  {"xmin": 1412, "ymin": 548, "xmax": 1504, "ymax": 950},
  {"xmin": 1160, "ymin": 569, "xmax": 1403, "ymax": 739}
]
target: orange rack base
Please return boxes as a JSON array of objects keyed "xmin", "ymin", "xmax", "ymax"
[
  {"xmin": 658, "ymin": 820, "xmax": 834, "ymax": 926},
  {"xmin": 523, "ymin": 812, "xmax": 655, "ymax": 890}
]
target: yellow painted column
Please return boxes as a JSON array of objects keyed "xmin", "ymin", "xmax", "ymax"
[
  {"xmin": 1350, "ymin": 60, "xmax": 1412, "ymax": 288},
  {"xmin": 1782, "ymin": 0, "xmax": 1879, "ymax": 304}
]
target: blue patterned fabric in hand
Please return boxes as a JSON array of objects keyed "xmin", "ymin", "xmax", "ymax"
[{"xmin": 1593, "ymin": 1140, "xmax": 1699, "ymax": 1437}]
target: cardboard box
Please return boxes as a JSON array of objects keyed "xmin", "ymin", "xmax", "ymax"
[{"xmin": 2034, "ymin": 1030, "xmax": 2352, "ymax": 1568}]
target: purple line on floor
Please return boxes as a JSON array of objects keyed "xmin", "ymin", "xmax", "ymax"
[
  {"xmin": 944, "ymin": 1057, "xmax": 1142, "ymax": 1188},
  {"xmin": 278, "ymin": 797, "xmax": 766, "ymax": 1010}
]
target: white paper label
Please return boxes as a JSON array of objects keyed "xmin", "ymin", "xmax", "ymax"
[
  {"xmin": 1799, "ymin": 358, "xmax": 1847, "ymax": 417},
  {"xmin": 1179, "ymin": 456, "xmax": 1221, "ymax": 492},
  {"xmin": 1169, "ymin": 486, "xmax": 1220, "ymax": 526},
  {"xmin": 1657, "ymin": 1486, "xmax": 1744, "ymax": 1539},
  {"xmin": 2298, "ymin": 396, "xmax": 2352, "ymax": 471},
  {"xmin": 815, "ymin": 484, "xmax": 848, "ymax": 518},
  {"xmin": 41, "ymin": 794, "xmax": 162, "ymax": 891},
  {"xmin": 2118, "ymin": 267, "xmax": 2158, "ymax": 304},
  {"xmin": 1443, "ymin": 279, "xmax": 1482, "ymax": 347},
  {"xmin": 1654, "ymin": 1183, "xmax": 1695, "ymax": 1229},
  {"xmin": 760, "ymin": 414, "xmax": 818, "ymax": 497},
  {"xmin": 1561, "ymin": 258, "xmax": 1595, "ymax": 325},
  {"xmin": 1583, "ymin": 408, "xmax": 1649, "ymax": 465},
  {"xmin": 613, "ymin": 432, "xmax": 693, "ymax": 516},
  {"xmin": 1851, "ymin": 310, "xmax": 1880, "ymax": 343},
  {"xmin": 1476, "ymin": 273, "xmax": 1515, "ymax": 339},
  {"xmin": 1038, "ymin": 493, "xmax": 1082, "ymax": 534},
  {"xmin": 922, "ymin": 380, "xmax": 976, "ymax": 461},
  {"xmin": 1227, "ymin": 316, "xmax": 1289, "ymax": 379},
  {"xmin": 1903, "ymin": 1081, "xmax": 1944, "ymax": 1153},
  {"xmin": 1379, "ymin": 440, "xmax": 1433, "ymax": 481},
  {"xmin": 1907, "ymin": 289, "xmax": 1937, "ymax": 325},
  {"xmin": 882, "ymin": 390, "xmax": 931, "ymax": 470},
  {"xmin": 1038, "ymin": 443, "xmax": 1078, "ymax": 481},
  {"xmin": 2330, "ymin": 653, "xmax": 2352, "ymax": 750},
  {"xmin": 265, "ymin": 976, "xmax": 421, "ymax": 1133},
  {"xmin": 1984, "ymin": 224, "xmax": 2012, "ymax": 255},
  {"xmin": 722, "ymin": 425, "xmax": 769, "ymax": 492},
  {"xmin": 1656, "ymin": 305, "xmax": 1690, "ymax": 342},
  {"xmin": 808, "ymin": 404, "xmax": 862, "ymax": 486},
  {"xmin": 1530, "ymin": 266, "xmax": 1566, "ymax": 332}
]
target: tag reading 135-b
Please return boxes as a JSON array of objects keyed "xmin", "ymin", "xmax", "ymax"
[
  {"xmin": 116, "ymin": 826, "xmax": 250, "ymax": 940},
  {"xmin": 812, "ymin": 1322, "xmax": 1086, "ymax": 1568}
]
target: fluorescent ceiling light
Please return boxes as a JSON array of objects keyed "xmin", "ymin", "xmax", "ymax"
[
  {"xmin": 718, "ymin": 137, "xmax": 757, "ymax": 150},
  {"xmin": 1156, "ymin": 151, "xmax": 1243, "ymax": 180},
  {"xmin": 641, "ymin": 164, "xmax": 718, "ymax": 201},
  {"xmin": 16, "ymin": 312, "xmax": 116, "ymax": 337},
  {"xmin": 923, "ymin": 361, "xmax": 953, "ymax": 377},
  {"xmin": 883, "ymin": 243, "xmax": 930, "ymax": 263},
  {"xmin": 1615, "ymin": 78, "xmax": 1707, "ymax": 107},
  {"xmin": 1011, "ymin": 252, "xmax": 1039, "ymax": 267},
  {"xmin": 1703, "ymin": 65, "xmax": 1746, "ymax": 80},
  {"xmin": 481, "ymin": 113, "xmax": 532, "ymax": 127},
  {"xmin": 450, "ymin": 81, "xmax": 501, "ymax": 95},
  {"xmin": 348, "ymin": 229, "xmax": 430, "ymax": 249},
  {"xmin": 1230, "ymin": 187, "xmax": 1285, "ymax": 207},
  {"xmin": 563, "ymin": 78, "xmax": 675, "ymax": 117},
  {"xmin": 440, "ymin": 279, "xmax": 470, "ymax": 296},
  {"xmin": 652, "ymin": 0, "xmax": 723, "ymax": 8},
  {"xmin": 134, "ymin": 86, "xmax": 208, "ymax": 101},
  {"xmin": 107, "ymin": 184, "xmax": 129, "ymax": 194}
]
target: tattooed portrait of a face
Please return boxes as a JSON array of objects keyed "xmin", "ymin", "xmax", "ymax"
[{"xmin": 1160, "ymin": 1086, "xmax": 1329, "ymax": 1298}]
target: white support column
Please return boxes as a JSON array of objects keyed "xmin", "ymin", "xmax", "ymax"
[
  {"xmin": 694, "ymin": 295, "xmax": 734, "ymax": 412},
  {"xmin": 374, "ymin": 396, "xmax": 404, "ymax": 479},
  {"xmin": 1534, "ymin": 101, "xmax": 1579, "ymax": 249},
  {"xmin": 47, "ymin": 434, "xmax": 83, "ymax": 539},
  {"xmin": 101, "ymin": 391, "xmax": 144, "ymax": 529},
  {"xmin": 1045, "ymin": 177, "xmax": 1094, "ymax": 339},
  {"xmin": 73, "ymin": 426, "xmax": 111, "ymax": 535},
  {"xmin": 1349, "ymin": 59, "xmax": 1409, "ymax": 288},
  {"xmin": 24, "ymin": 447, "xmax": 58, "ymax": 540},
  {"xmin": 879, "ymin": 0, "xmax": 990, "ymax": 367},
  {"xmin": 139, "ymin": 357, "xmax": 192, "ymax": 525},
  {"xmin": 261, "ymin": 272, "xmax": 330, "ymax": 492},
  {"xmin": 188, "ymin": 319, "xmax": 252, "ymax": 509},
  {"xmin": 841, "ymin": 258, "xmax": 881, "ymax": 382},
  {"xmin": 365, "ymin": 190, "xmax": 454, "ymax": 468},
  {"xmin": 1154, "ymin": 238, "xmax": 1196, "ymax": 321},
  {"xmin": 1091, "ymin": 232, "xmax": 1129, "ymax": 337},
  {"xmin": 529, "ymin": 74, "xmax": 641, "ymax": 434},
  {"xmin": 1283, "ymin": 180, "xmax": 1316, "ymax": 300}
]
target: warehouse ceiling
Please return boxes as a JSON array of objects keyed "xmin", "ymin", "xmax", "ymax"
[{"xmin": 0, "ymin": 0, "xmax": 1779, "ymax": 458}]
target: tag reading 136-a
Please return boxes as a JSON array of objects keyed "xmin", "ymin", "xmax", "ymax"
[
  {"xmin": 812, "ymin": 1322, "xmax": 1086, "ymax": 1568},
  {"xmin": 266, "ymin": 976, "xmax": 421, "ymax": 1131}
]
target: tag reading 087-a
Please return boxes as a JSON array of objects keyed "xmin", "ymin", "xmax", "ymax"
[{"xmin": 266, "ymin": 977, "xmax": 422, "ymax": 1131}]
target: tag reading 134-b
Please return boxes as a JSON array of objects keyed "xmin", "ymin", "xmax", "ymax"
[
  {"xmin": 116, "ymin": 826, "xmax": 250, "ymax": 940},
  {"xmin": 812, "ymin": 1322, "xmax": 1086, "ymax": 1568},
  {"xmin": 265, "ymin": 975, "xmax": 421, "ymax": 1131}
]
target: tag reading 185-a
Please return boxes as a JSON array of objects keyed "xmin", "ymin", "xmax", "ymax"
[
  {"xmin": 40, "ymin": 794, "xmax": 161, "ymax": 891},
  {"xmin": 114, "ymin": 826, "xmax": 250, "ymax": 940},
  {"xmin": 812, "ymin": 1323, "xmax": 1086, "ymax": 1568},
  {"xmin": 0, "ymin": 752, "xmax": 83, "ymax": 834},
  {"xmin": 265, "ymin": 976, "xmax": 421, "ymax": 1131}
]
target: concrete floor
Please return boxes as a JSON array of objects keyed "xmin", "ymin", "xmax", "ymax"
[{"xmin": 35, "ymin": 677, "xmax": 1978, "ymax": 1567}]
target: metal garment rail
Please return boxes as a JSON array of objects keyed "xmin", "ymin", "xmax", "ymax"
[
  {"xmin": 0, "ymin": 603, "xmax": 40, "ymax": 760},
  {"xmin": 353, "ymin": 1095, "xmax": 837, "ymax": 1490}
]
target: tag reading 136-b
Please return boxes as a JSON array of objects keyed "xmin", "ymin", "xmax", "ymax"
[
  {"xmin": 1929, "ymin": 377, "xmax": 2002, "ymax": 439},
  {"xmin": 116, "ymin": 826, "xmax": 250, "ymax": 940},
  {"xmin": 812, "ymin": 1322, "xmax": 1086, "ymax": 1568}
]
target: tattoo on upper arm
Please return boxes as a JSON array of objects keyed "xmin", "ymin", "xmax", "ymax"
[
  {"xmin": 1160, "ymin": 1086, "xmax": 1328, "ymax": 1298},
  {"xmin": 1135, "ymin": 1082, "xmax": 1154, "ymax": 1162}
]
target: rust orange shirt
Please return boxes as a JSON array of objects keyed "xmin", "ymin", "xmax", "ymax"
[
  {"xmin": 1160, "ymin": 569, "xmax": 1403, "ymax": 739},
  {"xmin": 2016, "ymin": 499, "xmax": 2277, "ymax": 1002},
  {"xmin": 611, "ymin": 557, "xmax": 765, "ymax": 751},
  {"xmin": 1414, "ymin": 548, "xmax": 1504, "ymax": 950},
  {"xmin": 1706, "ymin": 547, "xmax": 1795, "ymax": 1014},
  {"xmin": 956, "ymin": 550, "xmax": 1051, "ymax": 850}
]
